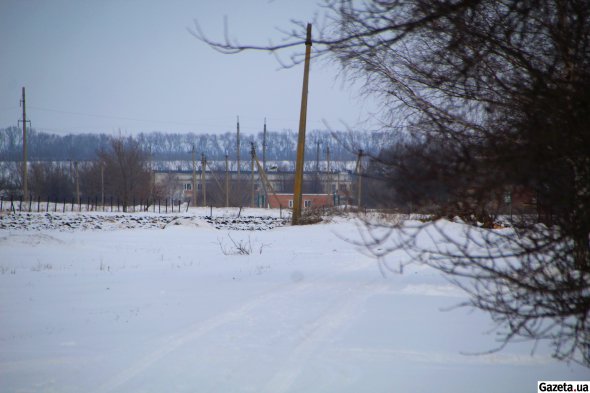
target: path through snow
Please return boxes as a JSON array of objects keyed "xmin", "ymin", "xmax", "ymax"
[{"xmin": 0, "ymin": 212, "xmax": 586, "ymax": 392}]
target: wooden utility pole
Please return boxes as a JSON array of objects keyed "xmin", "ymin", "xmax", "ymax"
[
  {"xmin": 148, "ymin": 147, "xmax": 154, "ymax": 206},
  {"xmin": 292, "ymin": 23, "xmax": 312, "ymax": 225},
  {"xmin": 74, "ymin": 161, "xmax": 80, "ymax": 207},
  {"xmin": 356, "ymin": 149, "xmax": 363, "ymax": 210},
  {"xmin": 326, "ymin": 145, "xmax": 332, "ymax": 197},
  {"xmin": 262, "ymin": 118, "xmax": 267, "ymax": 171},
  {"xmin": 225, "ymin": 154, "xmax": 229, "ymax": 207},
  {"xmin": 252, "ymin": 146, "xmax": 278, "ymax": 208},
  {"xmin": 236, "ymin": 116, "xmax": 241, "ymax": 180},
  {"xmin": 201, "ymin": 153, "xmax": 207, "ymax": 207},
  {"xmin": 192, "ymin": 145, "xmax": 197, "ymax": 207},
  {"xmin": 251, "ymin": 143, "xmax": 257, "ymax": 207},
  {"xmin": 20, "ymin": 87, "xmax": 28, "ymax": 202},
  {"xmin": 101, "ymin": 163, "xmax": 105, "ymax": 209},
  {"xmin": 316, "ymin": 140, "xmax": 321, "ymax": 173}
]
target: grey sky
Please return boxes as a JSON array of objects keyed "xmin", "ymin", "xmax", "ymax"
[{"xmin": 0, "ymin": 0, "xmax": 378, "ymax": 136}]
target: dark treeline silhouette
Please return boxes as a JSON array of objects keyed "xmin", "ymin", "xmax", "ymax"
[
  {"xmin": 0, "ymin": 127, "xmax": 388, "ymax": 162},
  {"xmin": 0, "ymin": 127, "xmax": 111, "ymax": 162},
  {"xmin": 1, "ymin": 136, "xmax": 157, "ymax": 208}
]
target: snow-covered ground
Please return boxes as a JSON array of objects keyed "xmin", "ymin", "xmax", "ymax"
[{"xmin": 0, "ymin": 210, "xmax": 586, "ymax": 392}]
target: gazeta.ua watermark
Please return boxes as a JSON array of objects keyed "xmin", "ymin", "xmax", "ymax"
[{"xmin": 538, "ymin": 381, "xmax": 590, "ymax": 392}]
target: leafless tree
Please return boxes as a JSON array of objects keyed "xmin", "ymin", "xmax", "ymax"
[
  {"xmin": 194, "ymin": 0, "xmax": 590, "ymax": 366},
  {"xmin": 0, "ymin": 161, "xmax": 21, "ymax": 197},
  {"xmin": 83, "ymin": 137, "xmax": 152, "ymax": 210},
  {"xmin": 29, "ymin": 162, "xmax": 74, "ymax": 201}
]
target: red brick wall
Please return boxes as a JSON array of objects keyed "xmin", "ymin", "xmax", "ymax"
[{"xmin": 267, "ymin": 194, "xmax": 333, "ymax": 209}]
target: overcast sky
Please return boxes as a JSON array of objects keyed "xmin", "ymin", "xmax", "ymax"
[{"xmin": 0, "ymin": 0, "xmax": 379, "ymax": 136}]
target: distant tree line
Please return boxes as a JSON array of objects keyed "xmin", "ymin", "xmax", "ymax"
[
  {"xmin": 0, "ymin": 127, "xmax": 387, "ymax": 162},
  {"xmin": 0, "ymin": 127, "xmax": 391, "ymax": 207},
  {"xmin": 0, "ymin": 136, "xmax": 155, "ymax": 209},
  {"xmin": 0, "ymin": 127, "xmax": 111, "ymax": 162}
]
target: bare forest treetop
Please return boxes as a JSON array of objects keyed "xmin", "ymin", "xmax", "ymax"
[
  {"xmin": 194, "ymin": 0, "xmax": 590, "ymax": 366},
  {"xmin": 0, "ymin": 128, "xmax": 384, "ymax": 163}
]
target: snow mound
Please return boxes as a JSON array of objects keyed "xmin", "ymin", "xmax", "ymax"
[{"xmin": 163, "ymin": 217, "xmax": 216, "ymax": 230}]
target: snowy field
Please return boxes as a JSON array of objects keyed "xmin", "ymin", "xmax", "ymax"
[{"xmin": 0, "ymin": 209, "xmax": 586, "ymax": 392}]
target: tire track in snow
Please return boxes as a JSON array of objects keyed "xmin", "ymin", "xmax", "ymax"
[
  {"xmin": 261, "ymin": 279, "xmax": 379, "ymax": 393},
  {"xmin": 93, "ymin": 260, "xmax": 374, "ymax": 393}
]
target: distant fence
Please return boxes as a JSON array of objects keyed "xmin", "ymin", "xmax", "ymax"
[
  {"xmin": 0, "ymin": 195, "xmax": 192, "ymax": 214},
  {"xmin": 0, "ymin": 195, "xmax": 292, "ymax": 218}
]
